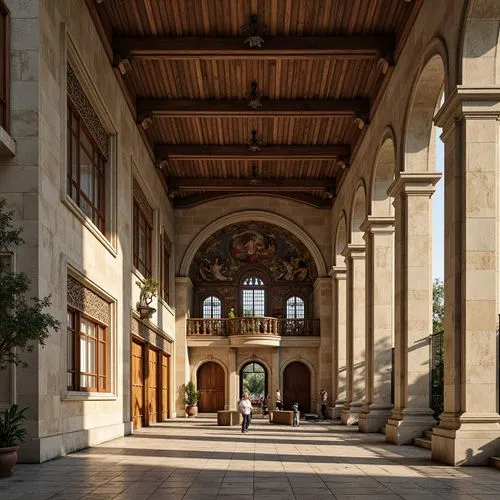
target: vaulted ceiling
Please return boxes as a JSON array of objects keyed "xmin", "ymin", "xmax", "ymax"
[{"xmin": 88, "ymin": 0, "xmax": 422, "ymax": 208}]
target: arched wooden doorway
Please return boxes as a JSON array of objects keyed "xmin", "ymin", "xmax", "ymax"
[
  {"xmin": 197, "ymin": 361, "xmax": 225, "ymax": 412},
  {"xmin": 283, "ymin": 361, "xmax": 311, "ymax": 413}
]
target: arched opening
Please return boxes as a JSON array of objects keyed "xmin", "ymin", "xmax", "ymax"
[
  {"xmin": 202, "ymin": 296, "xmax": 221, "ymax": 318},
  {"xmin": 371, "ymin": 134, "xmax": 396, "ymax": 217},
  {"xmin": 239, "ymin": 361, "xmax": 268, "ymax": 412},
  {"xmin": 197, "ymin": 361, "xmax": 225, "ymax": 412},
  {"xmin": 350, "ymin": 182, "xmax": 367, "ymax": 244},
  {"xmin": 240, "ymin": 274, "xmax": 267, "ymax": 316},
  {"xmin": 286, "ymin": 296, "xmax": 304, "ymax": 319},
  {"xmin": 283, "ymin": 361, "xmax": 311, "ymax": 413}
]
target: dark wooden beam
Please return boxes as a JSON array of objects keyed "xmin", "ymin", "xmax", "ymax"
[
  {"xmin": 156, "ymin": 144, "xmax": 350, "ymax": 161},
  {"xmin": 137, "ymin": 98, "xmax": 369, "ymax": 121},
  {"xmin": 114, "ymin": 35, "xmax": 394, "ymax": 61},
  {"xmin": 167, "ymin": 177, "xmax": 334, "ymax": 192},
  {"xmin": 173, "ymin": 192, "xmax": 332, "ymax": 209}
]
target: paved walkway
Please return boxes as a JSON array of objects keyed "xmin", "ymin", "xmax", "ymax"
[{"xmin": 1, "ymin": 417, "xmax": 500, "ymax": 499}]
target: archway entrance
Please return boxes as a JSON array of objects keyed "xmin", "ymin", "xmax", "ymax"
[
  {"xmin": 283, "ymin": 361, "xmax": 311, "ymax": 413},
  {"xmin": 197, "ymin": 362, "xmax": 225, "ymax": 412},
  {"xmin": 240, "ymin": 362, "xmax": 267, "ymax": 409}
]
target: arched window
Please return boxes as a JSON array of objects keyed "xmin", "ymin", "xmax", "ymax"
[
  {"xmin": 202, "ymin": 296, "xmax": 221, "ymax": 318},
  {"xmin": 241, "ymin": 276, "xmax": 265, "ymax": 316},
  {"xmin": 286, "ymin": 296, "xmax": 305, "ymax": 319}
]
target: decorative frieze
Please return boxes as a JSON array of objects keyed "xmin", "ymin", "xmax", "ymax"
[
  {"xmin": 133, "ymin": 178, "xmax": 153, "ymax": 226},
  {"xmin": 67, "ymin": 275, "xmax": 110, "ymax": 326},
  {"xmin": 131, "ymin": 317, "xmax": 172, "ymax": 353}
]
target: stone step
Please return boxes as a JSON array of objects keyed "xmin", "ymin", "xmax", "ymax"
[
  {"xmin": 424, "ymin": 430, "xmax": 433, "ymax": 440},
  {"xmin": 490, "ymin": 457, "xmax": 500, "ymax": 470},
  {"xmin": 413, "ymin": 437, "xmax": 432, "ymax": 450}
]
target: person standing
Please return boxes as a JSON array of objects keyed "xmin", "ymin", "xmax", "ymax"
[
  {"xmin": 320, "ymin": 388, "xmax": 328, "ymax": 420},
  {"xmin": 275, "ymin": 388, "xmax": 283, "ymax": 411},
  {"xmin": 239, "ymin": 392, "xmax": 252, "ymax": 433},
  {"xmin": 291, "ymin": 402, "xmax": 300, "ymax": 427}
]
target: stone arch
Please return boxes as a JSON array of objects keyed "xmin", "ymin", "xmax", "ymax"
[
  {"xmin": 237, "ymin": 357, "xmax": 272, "ymax": 378},
  {"xmin": 179, "ymin": 210, "xmax": 328, "ymax": 277},
  {"xmin": 403, "ymin": 38, "xmax": 448, "ymax": 173},
  {"xmin": 370, "ymin": 128, "xmax": 397, "ymax": 217},
  {"xmin": 349, "ymin": 181, "xmax": 368, "ymax": 245},
  {"xmin": 460, "ymin": 0, "xmax": 500, "ymax": 86},
  {"xmin": 334, "ymin": 211, "xmax": 347, "ymax": 267}
]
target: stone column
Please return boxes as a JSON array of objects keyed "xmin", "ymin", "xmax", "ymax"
[
  {"xmin": 431, "ymin": 90, "xmax": 500, "ymax": 465},
  {"xmin": 271, "ymin": 347, "xmax": 280, "ymax": 409},
  {"xmin": 315, "ymin": 278, "xmax": 333, "ymax": 411},
  {"xmin": 228, "ymin": 347, "xmax": 237, "ymax": 410},
  {"xmin": 385, "ymin": 173, "xmax": 440, "ymax": 444},
  {"xmin": 341, "ymin": 245, "xmax": 366, "ymax": 425},
  {"xmin": 331, "ymin": 266, "xmax": 347, "ymax": 419},
  {"xmin": 359, "ymin": 217, "xmax": 395, "ymax": 433},
  {"xmin": 174, "ymin": 277, "xmax": 193, "ymax": 416}
]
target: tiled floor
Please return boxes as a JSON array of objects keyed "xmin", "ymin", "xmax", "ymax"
[{"xmin": 1, "ymin": 417, "xmax": 500, "ymax": 499}]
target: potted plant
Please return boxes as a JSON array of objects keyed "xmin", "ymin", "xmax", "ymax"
[
  {"xmin": 136, "ymin": 277, "xmax": 159, "ymax": 319},
  {"xmin": 0, "ymin": 405, "xmax": 28, "ymax": 476},
  {"xmin": 185, "ymin": 381, "xmax": 201, "ymax": 417}
]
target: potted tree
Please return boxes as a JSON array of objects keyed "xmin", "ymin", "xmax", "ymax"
[
  {"xmin": 185, "ymin": 381, "xmax": 201, "ymax": 417},
  {"xmin": 0, "ymin": 405, "xmax": 28, "ymax": 476},
  {"xmin": 0, "ymin": 199, "xmax": 59, "ymax": 473},
  {"xmin": 136, "ymin": 278, "xmax": 159, "ymax": 319}
]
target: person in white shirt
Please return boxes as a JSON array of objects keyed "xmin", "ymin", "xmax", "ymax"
[{"xmin": 239, "ymin": 392, "xmax": 252, "ymax": 433}]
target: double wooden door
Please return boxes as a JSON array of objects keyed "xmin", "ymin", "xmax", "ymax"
[
  {"xmin": 197, "ymin": 361, "xmax": 225, "ymax": 412},
  {"xmin": 131, "ymin": 338, "xmax": 170, "ymax": 428},
  {"xmin": 283, "ymin": 361, "xmax": 311, "ymax": 413}
]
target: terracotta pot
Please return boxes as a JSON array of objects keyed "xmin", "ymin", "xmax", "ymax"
[
  {"xmin": 0, "ymin": 446, "xmax": 19, "ymax": 476},
  {"xmin": 186, "ymin": 405, "xmax": 198, "ymax": 417}
]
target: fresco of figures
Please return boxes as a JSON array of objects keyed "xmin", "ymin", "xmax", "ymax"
[{"xmin": 191, "ymin": 222, "xmax": 317, "ymax": 282}]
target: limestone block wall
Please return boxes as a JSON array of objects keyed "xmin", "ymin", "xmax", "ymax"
[{"xmin": 0, "ymin": 0, "xmax": 176, "ymax": 463}]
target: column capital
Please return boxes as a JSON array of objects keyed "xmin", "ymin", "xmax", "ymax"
[
  {"xmin": 175, "ymin": 275, "xmax": 193, "ymax": 287},
  {"xmin": 329, "ymin": 266, "xmax": 347, "ymax": 279},
  {"xmin": 360, "ymin": 216, "xmax": 395, "ymax": 234},
  {"xmin": 314, "ymin": 277, "xmax": 332, "ymax": 289},
  {"xmin": 341, "ymin": 243, "xmax": 365, "ymax": 259},
  {"xmin": 435, "ymin": 87, "xmax": 500, "ymax": 132},
  {"xmin": 388, "ymin": 172, "xmax": 441, "ymax": 198}
]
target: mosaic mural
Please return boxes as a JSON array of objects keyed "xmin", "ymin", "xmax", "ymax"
[{"xmin": 190, "ymin": 222, "xmax": 317, "ymax": 282}]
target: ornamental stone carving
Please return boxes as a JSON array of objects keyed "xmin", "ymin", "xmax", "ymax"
[{"xmin": 67, "ymin": 275, "xmax": 110, "ymax": 325}]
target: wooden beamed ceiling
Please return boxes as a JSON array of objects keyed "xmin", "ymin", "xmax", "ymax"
[{"xmin": 89, "ymin": 0, "xmax": 422, "ymax": 208}]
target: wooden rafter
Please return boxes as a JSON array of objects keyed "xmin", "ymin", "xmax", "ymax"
[
  {"xmin": 114, "ymin": 35, "xmax": 394, "ymax": 61},
  {"xmin": 173, "ymin": 192, "xmax": 332, "ymax": 209},
  {"xmin": 137, "ymin": 98, "xmax": 370, "ymax": 121},
  {"xmin": 167, "ymin": 177, "xmax": 334, "ymax": 192},
  {"xmin": 156, "ymin": 144, "xmax": 350, "ymax": 161}
]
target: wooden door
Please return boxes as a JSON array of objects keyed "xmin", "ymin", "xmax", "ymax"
[
  {"xmin": 147, "ymin": 347, "xmax": 159, "ymax": 424},
  {"xmin": 131, "ymin": 339, "xmax": 145, "ymax": 429},
  {"xmin": 197, "ymin": 361, "xmax": 225, "ymax": 412},
  {"xmin": 283, "ymin": 361, "xmax": 311, "ymax": 413},
  {"xmin": 161, "ymin": 353, "xmax": 169, "ymax": 421}
]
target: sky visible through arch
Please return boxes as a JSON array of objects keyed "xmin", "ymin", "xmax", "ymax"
[{"xmin": 433, "ymin": 131, "xmax": 444, "ymax": 282}]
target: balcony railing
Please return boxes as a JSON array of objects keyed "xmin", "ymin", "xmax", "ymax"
[{"xmin": 187, "ymin": 317, "xmax": 320, "ymax": 337}]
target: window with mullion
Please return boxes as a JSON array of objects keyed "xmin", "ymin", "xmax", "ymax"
[
  {"xmin": 286, "ymin": 296, "xmax": 305, "ymax": 319},
  {"xmin": 0, "ymin": 1, "xmax": 9, "ymax": 131},
  {"xmin": 67, "ymin": 308, "xmax": 108, "ymax": 392},
  {"xmin": 67, "ymin": 100, "xmax": 106, "ymax": 233},
  {"xmin": 133, "ymin": 200, "xmax": 152, "ymax": 278}
]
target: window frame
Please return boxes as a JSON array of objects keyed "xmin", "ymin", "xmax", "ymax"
[
  {"xmin": 67, "ymin": 307, "xmax": 109, "ymax": 393},
  {"xmin": 202, "ymin": 295, "xmax": 222, "ymax": 319},
  {"xmin": 133, "ymin": 199, "xmax": 153, "ymax": 278},
  {"xmin": 67, "ymin": 99, "xmax": 107, "ymax": 233},
  {"xmin": 160, "ymin": 232, "xmax": 171, "ymax": 304},
  {"xmin": 240, "ymin": 275, "xmax": 267, "ymax": 317},
  {"xmin": 0, "ymin": 0, "xmax": 9, "ymax": 132},
  {"xmin": 285, "ymin": 296, "xmax": 305, "ymax": 319}
]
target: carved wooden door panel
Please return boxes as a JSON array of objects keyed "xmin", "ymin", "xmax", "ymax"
[
  {"xmin": 148, "ymin": 347, "xmax": 159, "ymax": 424},
  {"xmin": 161, "ymin": 353, "xmax": 169, "ymax": 421},
  {"xmin": 131, "ymin": 339, "xmax": 145, "ymax": 429},
  {"xmin": 283, "ymin": 361, "xmax": 311, "ymax": 413},
  {"xmin": 197, "ymin": 361, "xmax": 225, "ymax": 412}
]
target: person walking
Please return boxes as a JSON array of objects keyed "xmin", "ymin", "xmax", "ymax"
[
  {"xmin": 239, "ymin": 392, "xmax": 252, "ymax": 433},
  {"xmin": 320, "ymin": 388, "xmax": 328, "ymax": 420},
  {"xmin": 275, "ymin": 388, "xmax": 283, "ymax": 411},
  {"xmin": 291, "ymin": 402, "xmax": 300, "ymax": 427}
]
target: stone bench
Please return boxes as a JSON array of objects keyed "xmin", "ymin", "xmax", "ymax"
[
  {"xmin": 269, "ymin": 410, "xmax": 298, "ymax": 425},
  {"xmin": 217, "ymin": 410, "xmax": 242, "ymax": 426}
]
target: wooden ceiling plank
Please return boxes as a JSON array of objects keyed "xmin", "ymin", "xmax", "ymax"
[
  {"xmin": 173, "ymin": 191, "xmax": 332, "ymax": 208},
  {"xmin": 156, "ymin": 143, "xmax": 350, "ymax": 160},
  {"xmin": 113, "ymin": 35, "xmax": 395, "ymax": 60}
]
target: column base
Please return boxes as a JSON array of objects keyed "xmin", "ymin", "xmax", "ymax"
[
  {"xmin": 332, "ymin": 401, "xmax": 345, "ymax": 420},
  {"xmin": 431, "ymin": 412, "xmax": 500, "ymax": 465},
  {"xmin": 358, "ymin": 404, "xmax": 393, "ymax": 433},
  {"xmin": 385, "ymin": 408, "xmax": 436, "ymax": 444},
  {"xmin": 341, "ymin": 401, "xmax": 362, "ymax": 425}
]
